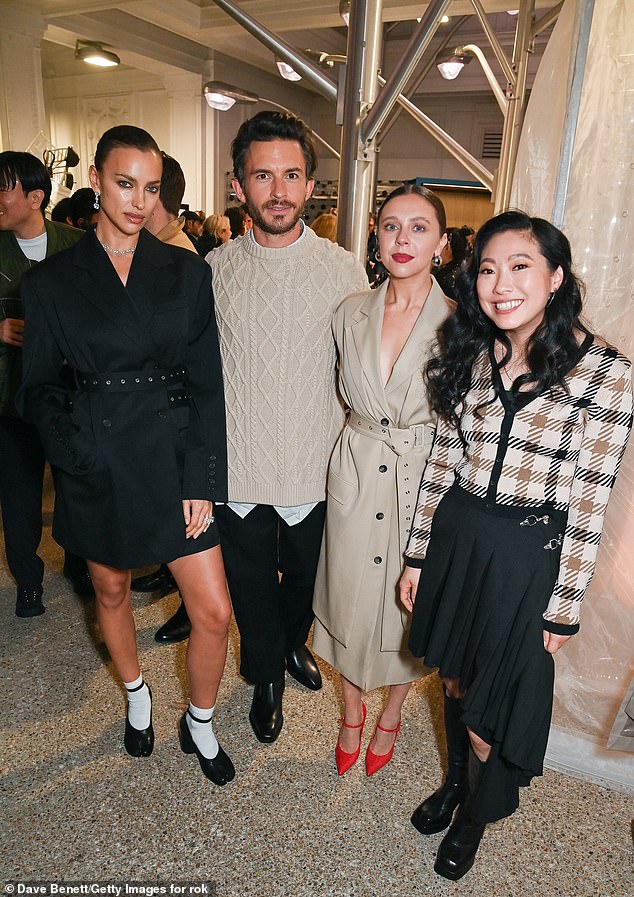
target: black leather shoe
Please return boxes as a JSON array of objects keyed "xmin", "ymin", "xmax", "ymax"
[
  {"xmin": 179, "ymin": 713, "xmax": 235, "ymax": 785},
  {"xmin": 123, "ymin": 685, "xmax": 154, "ymax": 757},
  {"xmin": 434, "ymin": 806, "xmax": 486, "ymax": 881},
  {"xmin": 131, "ymin": 565, "xmax": 177, "ymax": 597},
  {"xmin": 411, "ymin": 779, "xmax": 467, "ymax": 835},
  {"xmin": 154, "ymin": 599, "xmax": 191, "ymax": 644},
  {"xmin": 15, "ymin": 586, "xmax": 45, "ymax": 618},
  {"xmin": 286, "ymin": 645, "xmax": 322, "ymax": 691},
  {"xmin": 249, "ymin": 680, "xmax": 284, "ymax": 743},
  {"xmin": 63, "ymin": 565, "xmax": 94, "ymax": 598}
]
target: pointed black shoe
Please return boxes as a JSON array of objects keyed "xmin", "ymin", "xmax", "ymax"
[
  {"xmin": 179, "ymin": 712, "xmax": 235, "ymax": 785},
  {"xmin": 411, "ymin": 692, "xmax": 469, "ymax": 835},
  {"xmin": 249, "ymin": 680, "xmax": 284, "ymax": 743},
  {"xmin": 154, "ymin": 599, "xmax": 191, "ymax": 644},
  {"xmin": 434, "ymin": 750, "xmax": 487, "ymax": 881},
  {"xmin": 131, "ymin": 565, "xmax": 177, "ymax": 597},
  {"xmin": 123, "ymin": 684, "xmax": 154, "ymax": 758},
  {"xmin": 286, "ymin": 645, "xmax": 322, "ymax": 691},
  {"xmin": 15, "ymin": 586, "xmax": 45, "ymax": 618}
]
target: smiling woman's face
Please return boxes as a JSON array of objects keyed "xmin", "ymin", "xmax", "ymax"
[
  {"xmin": 378, "ymin": 193, "xmax": 446, "ymax": 281},
  {"xmin": 476, "ymin": 229, "xmax": 564, "ymax": 345}
]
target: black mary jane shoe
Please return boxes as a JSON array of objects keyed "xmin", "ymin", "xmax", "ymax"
[
  {"xmin": 285, "ymin": 645, "xmax": 322, "ymax": 691},
  {"xmin": 178, "ymin": 713, "xmax": 235, "ymax": 785},
  {"xmin": 249, "ymin": 680, "xmax": 285, "ymax": 743},
  {"xmin": 123, "ymin": 685, "xmax": 154, "ymax": 758}
]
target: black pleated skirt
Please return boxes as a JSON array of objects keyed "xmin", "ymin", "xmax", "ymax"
[{"xmin": 409, "ymin": 483, "xmax": 567, "ymax": 824}]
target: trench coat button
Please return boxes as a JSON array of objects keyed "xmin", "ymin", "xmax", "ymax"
[
  {"xmin": 380, "ymin": 418, "xmax": 389, "ymax": 426},
  {"xmin": 373, "ymin": 556, "xmax": 382, "ymax": 564},
  {"xmin": 376, "ymin": 512, "xmax": 384, "ymax": 520},
  {"xmin": 379, "ymin": 464, "xmax": 387, "ymax": 473},
  {"xmin": 102, "ymin": 419, "xmax": 112, "ymax": 428},
  {"xmin": 106, "ymin": 380, "xmax": 111, "ymax": 386}
]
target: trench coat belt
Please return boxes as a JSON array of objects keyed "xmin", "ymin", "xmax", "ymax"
[
  {"xmin": 347, "ymin": 410, "xmax": 427, "ymax": 547},
  {"xmin": 72, "ymin": 366, "xmax": 187, "ymax": 393},
  {"xmin": 347, "ymin": 411, "xmax": 425, "ymax": 456}
]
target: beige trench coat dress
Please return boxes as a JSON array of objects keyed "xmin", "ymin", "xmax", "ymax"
[{"xmin": 312, "ymin": 278, "xmax": 452, "ymax": 691}]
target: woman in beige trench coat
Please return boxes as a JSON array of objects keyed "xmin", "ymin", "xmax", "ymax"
[{"xmin": 313, "ymin": 184, "xmax": 452, "ymax": 776}]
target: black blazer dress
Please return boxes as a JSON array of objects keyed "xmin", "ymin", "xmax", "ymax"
[{"xmin": 16, "ymin": 227, "xmax": 227, "ymax": 569}]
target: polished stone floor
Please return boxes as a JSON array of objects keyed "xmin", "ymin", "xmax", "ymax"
[{"xmin": 1, "ymin": 485, "xmax": 632, "ymax": 897}]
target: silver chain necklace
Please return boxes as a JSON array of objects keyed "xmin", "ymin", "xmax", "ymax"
[{"xmin": 98, "ymin": 239, "xmax": 136, "ymax": 256}]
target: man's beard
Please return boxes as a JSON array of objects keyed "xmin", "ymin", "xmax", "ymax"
[{"xmin": 248, "ymin": 200, "xmax": 303, "ymax": 236}]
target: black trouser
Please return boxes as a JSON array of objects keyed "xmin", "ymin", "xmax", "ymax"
[
  {"xmin": 215, "ymin": 502, "xmax": 326, "ymax": 684},
  {"xmin": 0, "ymin": 416, "xmax": 46, "ymax": 588}
]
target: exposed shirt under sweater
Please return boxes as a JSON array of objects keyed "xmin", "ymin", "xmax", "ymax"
[
  {"xmin": 404, "ymin": 336, "xmax": 633, "ymax": 634},
  {"xmin": 208, "ymin": 226, "xmax": 368, "ymax": 506}
]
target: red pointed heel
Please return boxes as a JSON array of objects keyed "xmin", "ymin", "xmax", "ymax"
[
  {"xmin": 335, "ymin": 701, "xmax": 367, "ymax": 776},
  {"xmin": 365, "ymin": 719, "xmax": 401, "ymax": 776}
]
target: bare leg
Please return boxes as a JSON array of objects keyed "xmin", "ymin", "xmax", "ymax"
[
  {"xmin": 88, "ymin": 561, "xmax": 138, "ymax": 682},
  {"xmin": 338, "ymin": 675, "xmax": 365, "ymax": 753},
  {"xmin": 442, "ymin": 676, "xmax": 491, "ymax": 762},
  {"xmin": 368, "ymin": 681, "xmax": 411, "ymax": 755},
  {"xmin": 168, "ymin": 545, "xmax": 231, "ymax": 708}
]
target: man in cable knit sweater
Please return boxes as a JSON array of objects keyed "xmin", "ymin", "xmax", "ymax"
[{"xmin": 209, "ymin": 111, "xmax": 367, "ymax": 742}]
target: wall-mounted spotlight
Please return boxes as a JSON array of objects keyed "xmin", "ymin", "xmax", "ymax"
[
  {"xmin": 275, "ymin": 56, "xmax": 302, "ymax": 81},
  {"xmin": 74, "ymin": 40, "xmax": 120, "ymax": 67}
]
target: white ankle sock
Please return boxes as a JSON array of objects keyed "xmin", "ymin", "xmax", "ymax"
[
  {"xmin": 124, "ymin": 675, "xmax": 151, "ymax": 730},
  {"xmin": 186, "ymin": 703, "xmax": 219, "ymax": 759}
]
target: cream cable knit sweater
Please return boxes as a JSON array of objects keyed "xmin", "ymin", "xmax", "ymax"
[{"xmin": 209, "ymin": 227, "xmax": 368, "ymax": 506}]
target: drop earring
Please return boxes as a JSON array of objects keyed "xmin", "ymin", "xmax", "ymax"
[
  {"xmin": 546, "ymin": 291, "xmax": 556, "ymax": 307},
  {"xmin": 93, "ymin": 191, "xmax": 100, "ymax": 211},
  {"xmin": 432, "ymin": 254, "xmax": 442, "ymax": 266}
]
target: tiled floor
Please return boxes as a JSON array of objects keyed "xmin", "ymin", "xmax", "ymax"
[{"xmin": 1, "ymin": 488, "xmax": 632, "ymax": 897}]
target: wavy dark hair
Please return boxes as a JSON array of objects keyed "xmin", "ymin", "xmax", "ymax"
[
  {"xmin": 231, "ymin": 110, "xmax": 317, "ymax": 186},
  {"xmin": 426, "ymin": 211, "xmax": 590, "ymax": 434}
]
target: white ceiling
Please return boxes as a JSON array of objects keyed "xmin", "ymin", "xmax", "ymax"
[{"xmin": 23, "ymin": 0, "xmax": 562, "ymax": 93}]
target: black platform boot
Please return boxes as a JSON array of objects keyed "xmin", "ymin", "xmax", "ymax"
[
  {"xmin": 411, "ymin": 692, "xmax": 469, "ymax": 835},
  {"xmin": 434, "ymin": 747, "xmax": 487, "ymax": 881}
]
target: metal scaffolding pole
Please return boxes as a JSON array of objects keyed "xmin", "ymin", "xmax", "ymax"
[
  {"xmin": 211, "ymin": 0, "xmax": 337, "ymax": 101},
  {"xmin": 336, "ymin": 0, "xmax": 383, "ymax": 259},
  {"xmin": 494, "ymin": 0, "xmax": 534, "ymax": 212}
]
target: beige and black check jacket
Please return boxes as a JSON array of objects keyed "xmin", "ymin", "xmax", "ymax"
[{"xmin": 404, "ymin": 337, "xmax": 633, "ymax": 633}]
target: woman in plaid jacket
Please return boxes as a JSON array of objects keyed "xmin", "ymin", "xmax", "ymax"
[{"xmin": 399, "ymin": 211, "xmax": 632, "ymax": 881}]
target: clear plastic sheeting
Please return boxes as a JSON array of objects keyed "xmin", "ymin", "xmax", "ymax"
[{"xmin": 511, "ymin": 0, "xmax": 634, "ymax": 789}]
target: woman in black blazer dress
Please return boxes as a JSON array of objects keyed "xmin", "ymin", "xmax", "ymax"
[{"xmin": 17, "ymin": 126, "xmax": 234, "ymax": 785}]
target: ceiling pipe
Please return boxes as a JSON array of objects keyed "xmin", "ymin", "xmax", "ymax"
[
  {"xmin": 211, "ymin": 0, "xmax": 338, "ymax": 102},
  {"xmin": 468, "ymin": 0, "xmax": 516, "ymax": 86},
  {"xmin": 361, "ymin": 0, "xmax": 452, "ymax": 144}
]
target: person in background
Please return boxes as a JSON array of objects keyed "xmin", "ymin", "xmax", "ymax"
[
  {"xmin": 182, "ymin": 210, "xmax": 204, "ymax": 251},
  {"xmin": 131, "ymin": 151, "xmax": 200, "ymax": 642},
  {"xmin": 198, "ymin": 214, "xmax": 231, "ymax": 257},
  {"xmin": 0, "ymin": 151, "xmax": 91, "ymax": 616},
  {"xmin": 239, "ymin": 203, "xmax": 253, "ymax": 232},
  {"xmin": 310, "ymin": 212, "xmax": 337, "ymax": 243},
  {"xmin": 17, "ymin": 125, "xmax": 234, "ymax": 785},
  {"xmin": 51, "ymin": 196, "xmax": 73, "ymax": 224},
  {"xmin": 399, "ymin": 211, "xmax": 632, "ymax": 880},
  {"xmin": 224, "ymin": 205, "xmax": 248, "ymax": 240},
  {"xmin": 434, "ymin": 225, "xmax": 472, "ymax": 300},
  {"xmin": 68, "ymin": 188, "xmax": 99, "ymax": 231},
  {"xmin": 313, "ymin": 184, "xmax": 451, "ymax": 777}
]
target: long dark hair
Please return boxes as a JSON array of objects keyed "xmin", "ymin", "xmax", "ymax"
[{"xmin": 426, "ymin": 211, "xmax": 590, "ymax": 433}]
